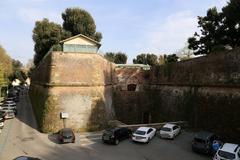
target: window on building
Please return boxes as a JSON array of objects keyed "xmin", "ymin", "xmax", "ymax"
[{"xmin": 127, "ymin": 84, "xmax": 137, "ymax": 91}]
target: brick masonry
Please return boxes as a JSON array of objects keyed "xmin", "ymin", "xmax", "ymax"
[
  {"xmin": 30, "ymin": 49, "xmax": 240, "ymax": 143},
  {"xmin": 113, "ymin": 49, "xmax": 240, "ymax": 143},
  {"xmin": 30, "ymin": 52, "xmax": 115, "ymax": 132}
]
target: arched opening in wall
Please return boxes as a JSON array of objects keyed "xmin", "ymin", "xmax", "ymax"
[
  {"xmin": 127, "ymin": 84, "xmax": 137, "ymax": 91},
  {"xmin": 142, "ymin": 112, "xmax": 151, "ymax": 124}
]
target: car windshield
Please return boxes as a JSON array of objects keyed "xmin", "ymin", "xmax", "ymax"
[
  {"xmin": 194, "ymin": 138, "xmax": 206, "ymax": 143},
  {"xmin": 62, "ymin": 131, "xmax": 72, "ymax": 137},
  {"xmin": 104, "ymin": 129, "xmax": 113, "ymax": 134},
  {"xmin": 135, "ymin": 130, "xmax": 146, "ymax": 135},
  {"xmin": 0, "ymin": 111, "xmax": 5, "ymax": 115},
  {"xmin": 161, "ymin": 127, "xmax": 171, "ymax": 132},
  {"xmin": 218, "ymin": 150, "xmax": 235, "ymax": 159}
]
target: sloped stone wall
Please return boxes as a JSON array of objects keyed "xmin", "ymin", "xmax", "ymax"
[
  {"xmin": 113, "ymin": 49, "xmax": 240, "ymax": 143},
  {"xmin": 30, "ymin": 52, "xmax": 115, "ymax": 132}
]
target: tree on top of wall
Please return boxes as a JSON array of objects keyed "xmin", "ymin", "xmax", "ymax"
[
  {"xmin": 62, "ymin": 8, "xmax": 102, "ymax": 42},
  {"xmin": 32, "ymin": 18, "xmax": 63, "ymax": 66},
  {"xmin": 133, "ymin": 53, "xmax": 158, "ymax": 66},
  {"xmin": 188, "ymin": 0, "xmax": 240, "ymax": 55},
  {"xmin": 114, "ymin": 52, "xmax": 128, "ymax": 64},
  {"xmin": 104, "ymin": 52, "xmax": 127, "ymax": 64},
  {"xmin": 104, "ymin": 52, "xmax": 115, "ymax": 63},
  {"xmin": 32, "ymin": 8, "xmax": 102, "ymax": 66},
  {"xmin": 164, "ymin": 54, "xmax": 179, "ymax": 64}
]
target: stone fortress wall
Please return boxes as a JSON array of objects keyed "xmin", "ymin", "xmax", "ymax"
[
  {"xmin": 30, "ymin": 51, "xmax": 115, "ymax": 132},
  {"xmin": 30, "ymin": 47, "xmax": 240, "ymax": 143},
  {"xmin": 113, "ymin": 49, "xmax": 240, "ymax": 143}
]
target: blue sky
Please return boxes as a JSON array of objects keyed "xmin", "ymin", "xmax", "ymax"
[{"xmin": 0, "ymin": 0, "xmax": 228, "ymax": 64}]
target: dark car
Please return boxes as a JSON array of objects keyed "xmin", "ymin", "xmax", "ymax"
[
  {"xmin": 1, "ymin": 109, "xmax": 15, "ymax": 119},
  {"xmin": 5, "ymin": 96, "xmax": 19, "ymax": 103},
  {"xmin": 3, "ymin": 96, "xmax": 18, "ymax": 103},
  {"xmin": 58, "ymin": 128, "xmax": 75, "ymax": 143},
  {"xmin": 0, "ymin": 110, "xmax": 7, "ymax": 120},
  {"xmin": 0, "ymin": 118, "xmax": 4, "ymax": 129},
  {"xmin": 102, "ymin": 127, "xmax": 132, "ymax": 145},
  {"xmin": 192, "ymin": 131, "xmax": 220, "ymax": 155}
]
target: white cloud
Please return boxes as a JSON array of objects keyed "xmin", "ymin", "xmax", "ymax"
[
  {"xmin": 18, "ymin": 8, "xmax": 62, "ymax": 24},
  {"xmin": 210, "ymin": 0, "xmax": 229, "ymax": 10},
  {"xmin": 138, "ymin": 11, "xmax": 197, "ymax": 55}
]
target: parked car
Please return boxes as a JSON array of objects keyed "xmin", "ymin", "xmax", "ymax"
[
  {"xmin": 2, "ymin": 103, "xmax": 16, "ymax": 109},
  {"xmin": 159, "ymin": 123, "xmax": 181, "ymax": 139},
  {"xmin": 213, "ymin": 143, "xmax": 240, "ymax": 160},
  {"xmin": 0, "ymin": 110, "xmax": 6, "ymax": 119},
  {"xmin": 132, "ymin": 127, "xmax": 156, "ymax": 143},
  {"xmin": 0, "ymin": 117, "xmax": 4, "ymax": 129},
  {"xmin": 102, "ymin": 127, "xmax": 132, "ymax": 145},
  {"xmin": 1, "ymin": 109, "xmax": 15, "ymax": 119},
  {"xmin": 58, "ymin": 128, "xmax": 75, "ymax": 143},
  {"xmin": 4, "ymin": 96, "xmax": 18, "ymax": 103},
  {"xmin": 4, "ymin": 97, "xmax": 15, "ymax": 101},
  {"xmin": 2, "ymin": 100, "xmax": 16, "ymax": 106},
  {"xmin": 1, "ymin": 107, "xmax": 17, "ymax": 115},
  {"xmin": 192, "ymin": 131, "xmax": 220, "ymax": 154},
  {"xmin": 1, "ymin": 103, "xmax": 17, "ymax": 115}
]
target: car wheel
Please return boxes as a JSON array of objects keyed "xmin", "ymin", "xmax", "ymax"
[
  {"xmin": 115, "ymin": 139, "xmax": 119, "ymax": 145},
  {"xmin": 146, "ymin": 138, "xmax": 150, "ymax": 144},
  {"xmin": 159, "ymin": 134, "xmax": 162, "ymax": 139},
  {"xmin": 102, "ymin": 139, "xmax": 106, "ymax": 143}
]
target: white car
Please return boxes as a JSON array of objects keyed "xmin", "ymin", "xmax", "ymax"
[
  {"xmin": 2, "ymin": 103, "xmax": 16, "ymax": 109},
  {"xmin": 0, "ymin": 119, "xmax": 4, "ymax": 129},
  {"xmin": 159, "ymin": 123, "xmax": 181, "ymax": 139},
  {"xmin": 213, "ymin": 143, "xmax": 240, "ymax": 160},
  {"xmin": 132, "ymin": 127, "xmax": 156, "ymax": 143},
  {"xmin": 3, "ymin": 101, "xmax": 16, "ymax": 106},
  {"xmin": 1, "ymin": 109, "xmax": 15, "ymax": 119}
]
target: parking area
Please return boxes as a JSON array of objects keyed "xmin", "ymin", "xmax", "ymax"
[
  {"xmin": 44, "ymin": 130, "xmax": 210, "ymax": 160},
  {"xmin": 19, "ymin": 130, "xmax": 211, "ymax": 160},
  {"xmin": 0, "ymin": 87, "xmax": 211, "ymax": 160},
  {"xmin": 0, "ymin": 120, "xmax": 211, "ymax": 160},
  {"xmin": 73, "ymin": 131, "xmax": 210, "ymax": 160}
]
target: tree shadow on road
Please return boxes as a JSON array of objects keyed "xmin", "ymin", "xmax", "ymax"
[{"xmin": 15, "ymin": 92, "xmax": 39, "ymax": 131}]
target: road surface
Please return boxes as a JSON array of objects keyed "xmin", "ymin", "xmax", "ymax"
[{"xmin": 0, "ymin": 91, "xmax": 209, "ymax": 160}]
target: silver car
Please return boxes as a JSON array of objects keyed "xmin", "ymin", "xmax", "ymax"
[{"xmin": 1, "ymin": 109, "xmax": 15, "ymax": 119}]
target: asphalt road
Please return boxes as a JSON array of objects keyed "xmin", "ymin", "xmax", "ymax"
[{"xmin": 0, "ymin": 91, "xmax": 210, "ymax": 160}]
